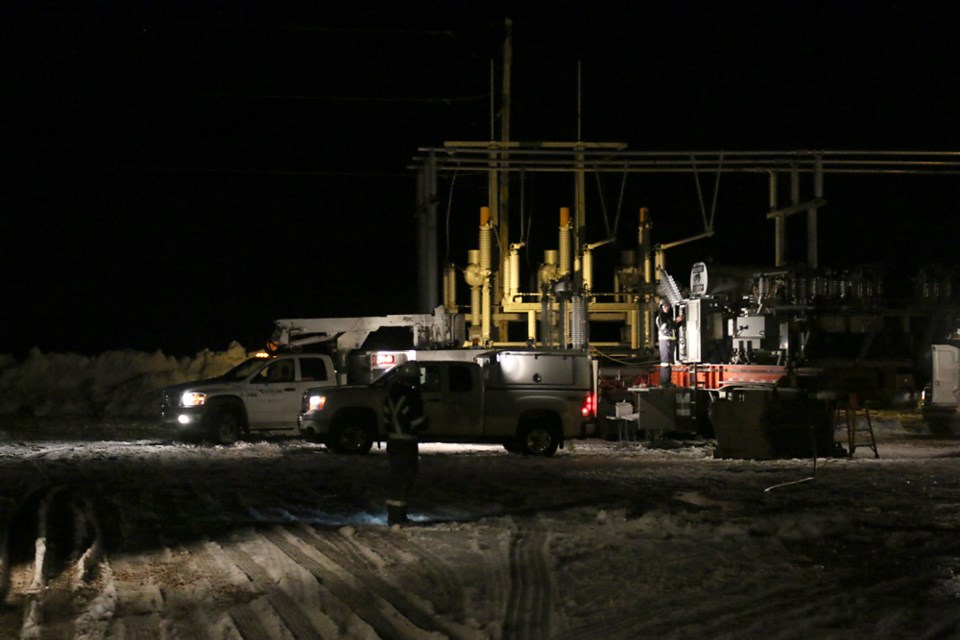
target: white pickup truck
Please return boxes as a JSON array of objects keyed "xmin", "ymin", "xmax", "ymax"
[
  {"xmin": 298, "ymin": 349, "xmax": 597, "ymax": 456},
  {"xmin": 160, "ymin": 353, "xmax": 337, "ymax": 444}
]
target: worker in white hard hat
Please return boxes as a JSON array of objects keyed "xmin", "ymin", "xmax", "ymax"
[
  {"xmin": 655, "ymin": 299, "xmax": 684, "ymax": 387},
  {"xmin": 381, "ymin": 361, "xmax": 427, "ymax": 525}
]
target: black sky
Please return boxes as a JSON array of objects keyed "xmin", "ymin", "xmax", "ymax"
[{"xmin": 4, "ymin": 1, "xmax": 960, "ymax": 358}]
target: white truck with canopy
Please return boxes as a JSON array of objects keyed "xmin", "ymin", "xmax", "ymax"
[{"xmin": 298, "ymin": 349, "xmax": 597, "ymax": 456}]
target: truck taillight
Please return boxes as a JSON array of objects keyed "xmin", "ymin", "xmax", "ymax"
[
  {"xmin": 581, "ymin": 392, "xmax": 596, "ymax": 418},
  {"xmin": 373, "ymin": 354, "xmax": 396, "ymax": 367}
]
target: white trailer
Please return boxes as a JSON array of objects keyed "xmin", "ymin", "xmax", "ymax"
[{"xmin": 921, "ymin": 344, "xmax": 960, "ymax": 435}]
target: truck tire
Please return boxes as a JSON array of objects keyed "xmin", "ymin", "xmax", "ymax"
[
  {"xmin": 328, "ymin": 423, "xmax": 374, "ymax": 454},
  {"xmin": 927, "ymin": 417, "xmax": 952, "ymax": 437},
  {"xmin": 518, "ymin": 422, "xmax": 560, "ymax": 457},
  {"xmin": 208, "ymin": 406, "xmax": 242, "ymax": 445}
]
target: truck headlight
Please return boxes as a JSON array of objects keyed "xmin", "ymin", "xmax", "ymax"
[
  {"xmin": 181, "ymin": 392, "xmax": 207, "ymax": 407},
  {"xmin": 308, "ymin": 395, "xmax": 326, "ymax": 411}
]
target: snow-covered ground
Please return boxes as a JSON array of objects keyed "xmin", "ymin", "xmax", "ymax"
[{"xmin": 1, "ymin": 348, "xmax": 960, "ymax": 638}]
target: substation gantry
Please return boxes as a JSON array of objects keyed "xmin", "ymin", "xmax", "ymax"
[{"xmin": 410, "ymin": 145, "xmax": 960, "ymax": 353}]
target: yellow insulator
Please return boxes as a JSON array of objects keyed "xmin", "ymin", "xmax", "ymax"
[
  {"xmin": 470, "ymin": 285, "xmax": 481, "ymax": 326},
  {"xmin": 509, "ymin": 249, "xmax": 521, "ymax": 299},
  {"xmin": 481, "ymin": 283, "xmax": 491, "ymax": 342},
  {"xmin": 479, "ymin": 227, "xmax": 492, "ymax": 273},
  {"xmin": 559, "ymin": 226, "xmax": 572, "ymax": 276},
  {"xmin": 501, "ymin": 253, "xmax": 512, "ymax": 299},
  {"xmin": 444, "ymin": 263, "xmax": 457, "ymax": 311},
  {"xmin": 583, "ymin": 250, "xmax": 593, "ymax": 291}
]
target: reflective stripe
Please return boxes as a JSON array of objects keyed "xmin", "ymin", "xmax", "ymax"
[{"xmin": 383, "ymin": 395, "xmax": 409, "ymax": 436}]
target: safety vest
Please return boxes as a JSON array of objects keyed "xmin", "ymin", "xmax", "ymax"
[
  {"xmin": 382, "ymin": 383, "xmax": 426, "ymax": 440},
  {"xmin": 656, "ymin": 311, "xmax": 676, "ymax": 340}
]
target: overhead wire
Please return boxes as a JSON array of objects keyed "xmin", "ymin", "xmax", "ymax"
[{"xmin": 443, "ymin": 163, "xmax": 460, "ymax": 267}]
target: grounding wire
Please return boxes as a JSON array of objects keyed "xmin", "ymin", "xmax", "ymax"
[{"xmin": 764, "ymin": 406, "xmax": 822, "ymax": 492}]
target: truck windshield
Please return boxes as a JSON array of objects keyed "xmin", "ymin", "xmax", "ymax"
[{"xmin": 220, "ymin": 358, "xmax": 271, "ymax": 382}]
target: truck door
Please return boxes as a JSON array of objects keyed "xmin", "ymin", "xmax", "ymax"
[
  {"xmin": 420, "ymin": 363, "xmax": 483, "ymax": 438},
  {"xmin": 244, "ymin": 358, "xmax": 296, "ymax": 428},
  {"xmin": 246, "ymin": 357, "xmax": 330, "ymax": 429}
]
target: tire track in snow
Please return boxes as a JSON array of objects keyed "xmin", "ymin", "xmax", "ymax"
[
  {"xmin": 359, "ymin": 524, "xmax": 510, "ymax": 637},
  {"xmin": 501, "ymin": 525, "xmax": 564, "ymax": 640},
  {"xmin": 193, "ymin": 538, "xmax": 288, "ymax": 640},
  {"xmin": 456, "ymin": 525, "xmax": 511, "ymax": 636},
  {"xmin": 1, "ymin": 485, "xmax": 106, "ymax": 639},
  {"xmin": 119, "ymin": 613, "xmax": 164, "ymax": 640},
  {"xmin": 161, "ymin": 541, "xmax": 248, "ymax": 640},
  {"xmin": 228, "ymin": 600, "xmax": 275, "ymax": 640},
  {"xmin": 105, "ymin": 553, "xmax": 164, "ymax": 638},
  {"xmin": 295, "ymin": 525, "xmax": 378, "ymax": 573},
  {"xmin": 320, "ymin": 526, "xmax": 462, "ymax": 617},
  {"xmin": 288, "ymin": 524, "xmax": 474, "ymax": 638},
  {"xmin": 261, "ymin": 526, "xmax": 432, "ymax": 639},
  {"xmin": 221, "ymin": 540, "xmax": 326, "ymax": 640}
]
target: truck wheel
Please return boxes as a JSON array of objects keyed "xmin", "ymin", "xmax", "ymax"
[
  {"xmin": 329, "ymin": 424, "xmax": 374, "ymax": 454},
  {"xmin": 209, "ymin": 407, "xmax": 242, "ymax": 445},
  {"xmin": 518, "ymin": 423, "xmax": 560, "ymax": 457},
  {"xmin": 927, "ymin": 418, "xmax": 952, "ymax": 437}
]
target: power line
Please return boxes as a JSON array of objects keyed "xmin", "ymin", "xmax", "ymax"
[
  {"xmin": 123, "ymin": 165, "xmax": 411, "ymax": 177},
  {"xmin": 193, "ymin": 92, "xmax": 490, "ymax": 104}
]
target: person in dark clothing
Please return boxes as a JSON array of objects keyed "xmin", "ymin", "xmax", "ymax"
[
  {"xmin": 655, "ymin": 299, "xmax": 684, "ymax": 387},
  {"xmin": 381, "ymin": 362, "xmax": 427, "ymax": 525}
]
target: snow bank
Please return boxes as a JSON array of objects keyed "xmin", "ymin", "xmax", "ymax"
[{"xmin": 0, "ymin": 343, "xmax": 251, "ymax": 418}]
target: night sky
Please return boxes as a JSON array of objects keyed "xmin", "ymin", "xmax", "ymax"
[{"xmin": 5, "ymin": 1, "xmax": 960, "ymax": 358}]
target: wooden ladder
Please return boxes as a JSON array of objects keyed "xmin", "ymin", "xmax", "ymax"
[{"xmin": 835, "ymin": 393, "xmax": 879, "ymax": 458}]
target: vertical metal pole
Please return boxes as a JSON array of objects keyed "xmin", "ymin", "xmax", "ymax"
[
  {"xmin": 574, "ymin": 147, "xmax": 586, "ymax": 264},
  {"xmin": 808, "ymin": 153, "xmax": 823, "ymax": 268},
  {"xmin": 417, "ymin": 151, "xmax": 439, "ymax": 313},
  {"xmin": 770, "ymin": 172, "xmax": 783, "ymax": 266},
  {"xmin": 638, "ymin": 208, "xmax": 653, "ymax": 346},
  {"xmin": 489, "ymin": 59, "xmax": 495, "ymax": 140},
  {"xmin": 791, "ymin": 164, "xmax": 800, "ymax": 265},
  {"xmin": 487, "ymin": 57, "xmax": 498, "ymax": 273},
  {"xmin": 499, "ymin": 19, "xmax": 512, "ymax": 245},
  {"xmin": 496, "ymin": 19, "xmax": 512, "ymax": 340}
]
